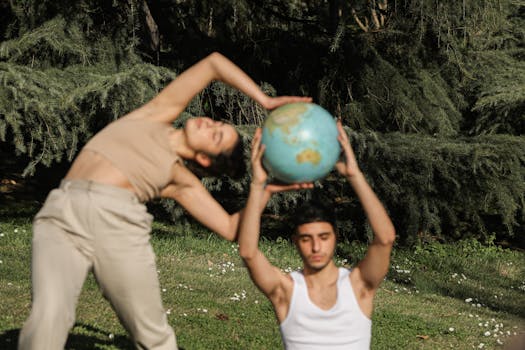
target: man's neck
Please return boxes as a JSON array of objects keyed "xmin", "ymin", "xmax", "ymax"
[{"xmin": 302, "ymin": 262, "xmax": 339, "ymax": 288}]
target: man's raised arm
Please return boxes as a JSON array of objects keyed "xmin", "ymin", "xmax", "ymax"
[
  {"xmin": 336, "ymin": 121, "xmax": 396, "ymax": 291},
  {"xmin": 238, "ymin": 129, "xmax": 312, "ymax": 299}
]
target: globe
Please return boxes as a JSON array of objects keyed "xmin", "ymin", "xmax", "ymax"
[{"xmin": 261, "ymin": 102, "xmax": 340, "ymax": 183}]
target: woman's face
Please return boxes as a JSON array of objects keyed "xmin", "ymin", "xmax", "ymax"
[{"xmin": 185, "ymin": 117, "xmax": 238, "ymax": 156}]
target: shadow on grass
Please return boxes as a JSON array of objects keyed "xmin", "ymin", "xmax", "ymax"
[
  {"xmin": 340, "ymin": 240, "xmax": 525, "ymax": 319},
  {"xmin": 150, "ymin": 213, "xmax": 293, "ymax": 243},
  {"xmin": 388, "ymin": 265, "xmax": 525, "ymax": 319},
  {"xmin": 0, "ymin": 325, "xmax": 188, "ymax": 349},
  {"xmin": 0, "ymin": 324, "xmax": 133, "ymax": 350},
  {"xmin": 427, "ymin": 278, "xmax": 525, "ymax": 319},
  {"xmin": 0, "ymin": 329, "xmax": 18, "ymax": 350},
  {"xmin": 0, "ymin": 196, "xmax": 41, "ymax": 219}
]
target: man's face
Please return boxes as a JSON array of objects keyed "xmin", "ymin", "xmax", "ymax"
[
  {"xmin": 184, "ymin": 117, "xmax": 238, "ymax": 157},
  {"xmin": 294, "ymin": 221, "xmax": 336, "ymax": 271}
]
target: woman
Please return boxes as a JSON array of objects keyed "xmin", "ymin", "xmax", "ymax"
[{"xmin": 19, "ymin": 52, "xmax": 311, "ymax": 350}]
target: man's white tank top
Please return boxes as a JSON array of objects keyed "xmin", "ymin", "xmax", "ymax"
[{"xmin": 279, "ymin": 268, "xmax": 372, "ymax": 350}]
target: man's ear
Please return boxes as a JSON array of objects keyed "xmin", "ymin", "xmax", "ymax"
[{"xmin": 195, "ymin": 152, "xmax": 212, "ymax": 168}]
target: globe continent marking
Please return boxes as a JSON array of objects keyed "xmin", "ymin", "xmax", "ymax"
[
  {"xmin": 264, "ymin": 103, "xmax": 307, "ymax": 136},
  {"xmin": 296, "ymin": 149, "xmax": 321, "ymax": 165}
]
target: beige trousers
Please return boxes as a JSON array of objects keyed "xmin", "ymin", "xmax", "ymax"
[{"xmin": 18, "ymin": 180, "xmax": 177, "ymax": 350}]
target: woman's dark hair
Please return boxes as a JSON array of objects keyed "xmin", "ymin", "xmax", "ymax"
[
  {"xmin": 208, "ymin": 134, "xmax": 246, "ymax": 179},
  {"xmin": 186, "ymin": 132, "xmax": 247, "ymax": 180},
  {"xmin": 291, "ymin": 200, "xmax": 337, "ymax": 234}
]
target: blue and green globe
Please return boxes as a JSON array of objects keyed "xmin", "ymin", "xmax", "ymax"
[{"xmin": 261, "ymin": 102, "xmax": 340, "ymax": 183}]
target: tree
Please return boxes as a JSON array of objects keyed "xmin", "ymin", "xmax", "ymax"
[{"xmin": 1, "ymin": 0, "xmax": 523, "ymax": 245}]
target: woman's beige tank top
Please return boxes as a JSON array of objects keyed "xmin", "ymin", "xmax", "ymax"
[{"xmin": 83, "ymin": 118, "xmax": 181, "ymax": 202}]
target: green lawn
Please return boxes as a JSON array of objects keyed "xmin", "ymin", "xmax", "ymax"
[{"xmin": 1, "ymin": 212, "xmax": 524, "ymax": 349}]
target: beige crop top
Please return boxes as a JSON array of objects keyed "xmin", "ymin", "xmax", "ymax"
[{"xmin": 83, "ymin": 117, "xmax": 181, "ymax": 202}]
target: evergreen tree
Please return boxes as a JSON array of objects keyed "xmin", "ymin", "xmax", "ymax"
[{"xmin": 1, "ymin": 0, "xmax": 523, "ymax": 245}]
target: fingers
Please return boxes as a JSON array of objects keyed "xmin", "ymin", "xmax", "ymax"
[
  {"xmin": 251, "ymin": 143, "xmax": 265, "ymax": 164},
  {"xmin": 335, "ymin": 120, "xmax": 359, "ymax": 174},
  {"xmin": 283, "ymin": 182, "xmax": 313, "ymax": 190},
  {"xmin": 251, "ymin": 128, "xmax": 262, "ymax": 148},
  {"xmin": 337, "ymin": 120, "xmax": 353, "ymax": 156},
  {"xmin": 278, "ymin": 96, "xmax": 312, "ymax": 103},
  {"xmin": 298, "ymin": 182, "xmax": 314, "ymax": 189},
  {"xmin": 250, "ymin": 128, "xmax": 267, "ymax": 183},
  {"xmin": 278, "ymin": 184, "xmax": 302, "ymax": 192},
  {"xmin": 267, "ymin": 96, "xmax": 313, "ymax": 110},
  {"xmin": 266, "ymin": 182, "xmax": 314, "ymax": 194},
  {"xmin": 335, "ymin": 161, "xmax": 346, "ymax": 175},
  {"xmin": 250, "ymin": 128, "xmax": 262, "ymax": 157},
  {"xmin": 255, "ymin": 144, "xmax": 266, "ymax": 163},
  {"xmin": 285, "ymin": 96, "xmax": 312, "ymax": 103},
  {"xmin": 336, "ymin": 120, "xmax": 349, "ymax": 142}
]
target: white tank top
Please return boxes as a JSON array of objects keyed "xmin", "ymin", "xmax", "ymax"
[{"xmin": 279, "ymin": 268, "xmax": 372, "ymax": 350}]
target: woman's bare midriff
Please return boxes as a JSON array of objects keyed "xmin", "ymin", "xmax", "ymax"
[{"xmin": 65, "ymin": 150, "xmax": 137, "ymax": 193}]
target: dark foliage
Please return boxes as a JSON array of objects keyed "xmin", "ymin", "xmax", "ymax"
[{"xmin": 1, "ymin": 0, "xmax": 523, "ymax": 245}]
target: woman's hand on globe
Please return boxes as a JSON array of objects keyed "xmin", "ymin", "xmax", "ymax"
[
  {"xmin": 262, "ymin": 96, "xmax": 312, "ymax": 110},
  {"xmin": 335, "ymin": 120, "xmax": 361, "ymax": 178}
]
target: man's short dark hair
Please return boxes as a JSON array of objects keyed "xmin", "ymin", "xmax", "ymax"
[{"xmin": 292, "ymin": 200, "xmax": 337, "ymax": 234}]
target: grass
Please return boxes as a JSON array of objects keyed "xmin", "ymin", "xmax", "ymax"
[{"xmin": 0, "ymin": 205, "xmax": 524, "ymax": 349}]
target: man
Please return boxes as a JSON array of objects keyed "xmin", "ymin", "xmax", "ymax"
[
  {"xmin": 239, "ymin": 123, "xmax": 396, "ymax": 349},
  {"xmin": 18, "ymin": 52, "xmax": 311, "ymax": 350}
]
